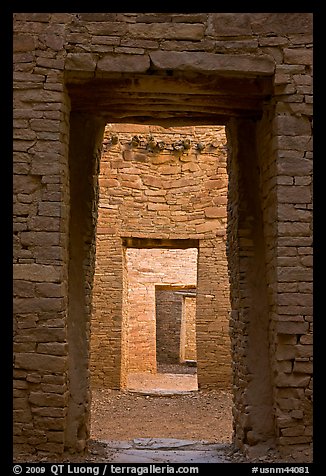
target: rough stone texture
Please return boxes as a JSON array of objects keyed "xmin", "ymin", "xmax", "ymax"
[
  {"xmin": 122, "ymin": 249, "xmax": 198, "ymax": 377},
  {"xmin": 180, "ymin": 296, "xmax": 197, "ymax": 363},
  {"xmin": 150, "ymin": 51, "xmax": 275, "ymax": 75},
  {"xmin": 156, "ymin": 289, "xmax": 184, "ymax": 365},
  {"xmin": 105, "ymin": 438, "xmax": 231, "ymax": 463},
  {"xmin": 97, "ymin": 54, "xmax": 150, "ymax": 73},
  {"xmin": 90, "ymin": 124, "xmax": 231, "ymax": 390},
  {"xmin": 13, "ymin": 13, "xmax": 313, "ymax": 462}
]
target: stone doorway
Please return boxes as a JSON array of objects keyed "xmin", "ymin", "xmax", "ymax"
[
  {"xmin": 90, "ymin": 123, "xmax": 233, "ymax": 395},
  {"xmin": 13, "ymin": 14, "xmax": 313, "ymax": 463},
  {"xmin": 121, "ymin": 246, "xmax": 199, "ymax": 394},
  {"xmin": 66, "ymin": 68, "xmax": 277, "ymax": 455},
  {"xmin": 88, "ymin": 123, "xmax": 233, "ymax": 443},
  {"xmin": 156, "ymin": 286, "xmax": 197, "ymax": 369}
]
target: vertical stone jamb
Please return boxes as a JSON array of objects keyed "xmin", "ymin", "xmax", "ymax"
[
  {"xmin": 196, "ymin": 238, "xmax": 232, "ymax": 389},
  {"xmin": 180, "ymin": 296, "xmax": 197, "ymax": 363},
  {"xmin": 120, "ymin": 245, "xmax": 129, "ymax": 388},
  {"xmin": 13, "ymin": 10, "xmax": 71, "ymax": 454},
  {"xmin": 226, "ymin": 118, "xmax": 275, "ymax": 455},
  {"xmin": 65, "ymin": 113, "xmax": 105, "ymax": 452}
]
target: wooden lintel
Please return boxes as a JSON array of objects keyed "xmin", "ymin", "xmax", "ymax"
[{"xmin": 122, "ymin": 237, "xmax": 199, "ymax": 249}]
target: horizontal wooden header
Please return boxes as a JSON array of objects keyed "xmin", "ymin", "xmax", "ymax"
[{"xmin": 122, "ymin": 237, "xmax": 199, "ymax": 249}]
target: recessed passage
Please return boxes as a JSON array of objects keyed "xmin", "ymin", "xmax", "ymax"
[
  {"xmin": 122, "ymin": 247, "xmax": 198, "ymax": 394},
  {"xmin": 90, "ymin": 123, "xmax": 232, "ymax": 392},
  {"xmin": 89, "ymin": 122, "xmax": 233, "ymax": 447}
]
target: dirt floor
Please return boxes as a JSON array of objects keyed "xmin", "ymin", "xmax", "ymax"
[
  {"xmin": 90, "ymin": 386, "xmax": 233, "ymax": 443},
  {"xmin": 14, "ymin": 367, "xmax": 301, "ymax": 463},
  {"xmin": 91, "ymin": 364, "xmax": 232, "ymax": 442}
]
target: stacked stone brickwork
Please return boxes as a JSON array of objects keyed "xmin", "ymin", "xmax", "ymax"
[
  {"xmin": 156, "ymin": 289, "xmax": 184, "ymax": 366},
  {"xmin": 123, "ymin": 248, "xmax": 197, "ymax": 377},
  {"xmin": 90, "ymin": 124, "xmax": 231, "ymax": 389},
  {"xmin": 180, "ymin": 296, "xmax": 197, "ymax": 363},
  {"xmin": 156, "ymin": 289, "xmax": 197, "ymax": 366},
  {"xmin": 13, "ymin": 13, "xmax": 312, "ymax": 460}
]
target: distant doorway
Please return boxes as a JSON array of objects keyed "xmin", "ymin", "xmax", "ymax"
[
  {"xmin": 121, "ymin": 245, "xmax": 198, "ymax": 393},
  {"xmin": 155, "ymin": 286, "xmax": 197, "ymax": 373}
]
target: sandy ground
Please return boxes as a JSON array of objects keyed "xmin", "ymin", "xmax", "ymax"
[
  {"xmin": 15, "ymin": 371, "xmax": 236, "ymax": 463},
  {"xmin": 91, "ymin": 364, "xmax": 232, "ymax": 442},
  {"xmin": 15, "ymin": 368, "xmax": 301, "ymax": 463},
  {"xmin": 90, "ymin": 386, "xmax": 233, "ymax": 443}
]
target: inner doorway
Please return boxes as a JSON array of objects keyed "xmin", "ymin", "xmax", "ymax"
[
  {"xmin": 122, "ymin": 246, "xmax": 199, "ymax": 394},
  {"xmin": 89, "ymin": 122, "xmax": 234, "ymax": 444},
  {"xmin": 90, "ymin": 123, "xmax": 232, "ymax": 392},
  {"xmin": 156, "ymin": 285, "xmax": 197, "ymax": 370},
  {"xmin": 65, "ymin": 64, "xmax": 277, "ymax": 454}
]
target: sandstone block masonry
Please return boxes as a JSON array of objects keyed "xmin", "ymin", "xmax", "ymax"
[
  {"xmin": 13, "ymin": 13, "xmax": 312, "ymax": 461},
  {"xmin": 124, "ymin": 248, "xmax": 198, "ymax": 377},
  {"xmin": 90, "ymin": 124, "xmax": 232, "ymax": 389},
  {"xmin": 156, "ymin": 288, "xmax": 197, "ymax": 366}
]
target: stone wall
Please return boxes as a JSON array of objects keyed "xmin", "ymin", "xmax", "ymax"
[
  {"xmin": 156, "ymin": 289, "xmax": 184, "ymax": 366},
  {"xmin": 124, "ymin": 248, "xmax": 197, "ymax": 376},
  {"xmin": 13, "ymin": 13, "xmax": 312, "ymax": 460},
  {"xmin": 90, "ymin": 124, "xmax": 231, "ymax": 389},
  {"xmin": 180, "ymin": 296, "xmax": 197, "ymax": 363},
  {"xmin": 156, "ymin": 289, "xmax": 197, "ymax": 366}
]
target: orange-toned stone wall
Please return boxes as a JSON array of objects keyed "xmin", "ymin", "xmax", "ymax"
[
  {"xmin": 156, "ymin": 289, "xmax": 184, "ymax": 366},
  {"xmin": 122, "ymin": 248, "xmax": 197, "ymax": 377},
  {"xmin": 13, "ymin": 13, "xmax": 312, "ymax": 460},
  {"xmin": 180, "ymin": 297, "xmax": 197, "ymax": 362},
  {"xmin": 90, "ymin": 124, "xmax": 232, "ymax": 389}
]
